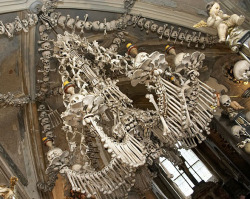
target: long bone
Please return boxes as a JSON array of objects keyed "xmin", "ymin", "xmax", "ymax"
[
  {"xmin": 193, "ymin": 109, "xmax": 211, "ymax": 123},
  {"xmin": 192, "ymin": 112, "xmax": 209, "ymax": 127},
  {"xmin": 196, "ymin": 103, "xmax": 214, "ymax": 118},
  {"xmin": 96, "ymin": 172, "xmax": 114, "ymax": 194},
  {"xmin": 191, "ymin": 120, "xmax": 203, "ymax": 134},
  {"xmin": 199, "ymin": 92, "xmax": 217, "ymax": 106},
  {"xmin": 165, "ymin": 105, "xmax": 184, "ymax": 123},
  {"xmin": 82, "ymin": 174, "xmax": 97, "ymax": 197},
  {"xmin": 120, "ymin": 144, "xmax": 140, "ymax": 164},
  {"xmin": 98, "ymin": 169, "xmax": 117, "ymax": 191},
  {"xmin": 108, "ymin": 165, "xmax": 124, "ymax": 187},
  {"xmin": 165, "ymin": 119, "xmax": 182, "ymax": 138},
  {"xmin": 66, "ymin": 171, "xmax": 78, "ymax": 191},
  {"xmin": 72, "ymin": 172, "xmax": 85, "ymax": 193},
  {"xmin": 70, "ymin": 171, "xmax": 81, "ymax": 192},
  {"xmin": 200, "ymin": 89, "xmax": 217, "ymax": 105},
  {"xmin": 160, "ymin": 78, "xmax": 181, "ymax": 93},
  {"xmin": 168, "ymin": 117, "xmax": 184, "ymax": 133},
  {"xmin": 198, "ymin": 79, "xmax": 215, "ymax": 92},
  {"xmin": 194, "ymin": 105, "xmax": 212, "ymax": 121},
  {"xmin": 165, "ymin": 100, "xmax": 186, "ymax": 121},
  {"xmin": 146, "ymin": 94, "xmax": 171, "ymax": 135},
  {"xmin": 87, "ymin": 172, "xmax": 103, "ymax": 192},
  {"xmin": 125, "ymin": 142, "xmax": 145, "ymax": 164},
  {"xmin": 198, "ymin": 96, "xmax": 215, "ymax": 111},
  {"xmin": 76, "ymin": 174, "xmax": 87, "ymax": 194},
  {"xmin": 102, "ymin": 167, "xmax": 120, "ymax": 190},
  {"xmin": 191, "ymin": 127, "xmax": 206, "ymax": 140}
]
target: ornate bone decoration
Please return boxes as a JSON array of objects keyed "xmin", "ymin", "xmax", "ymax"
[
  {"xmin": 0, "ymin": 0, "xmax": 236, "ymax": 198},
  {"xmin": 35, "ymin": 29, "xmax": 216, "ymax": 198}
]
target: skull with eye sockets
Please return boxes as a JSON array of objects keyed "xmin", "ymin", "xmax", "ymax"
[{"xmin": 219, "ymin": 95, "xmax": 231, "ymax": 107}]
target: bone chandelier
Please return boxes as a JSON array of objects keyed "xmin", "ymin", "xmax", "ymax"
[{"xmin": 0, "ymin": 0, "xmax": 219, "ymax": 198}]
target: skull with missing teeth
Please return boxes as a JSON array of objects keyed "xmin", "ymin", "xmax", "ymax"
[{"xmin": 219, "ymin": 95, "xmax": 231, "ymax": 107}]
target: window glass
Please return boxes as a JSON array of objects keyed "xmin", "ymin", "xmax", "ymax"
[{"xmin": 160, "ymin": 149, "xmax": 214, "ymax": 197}]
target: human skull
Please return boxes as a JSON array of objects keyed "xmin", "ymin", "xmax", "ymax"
[
  {"xmin": 22, "ymin": 19, "xmax": 28, "ymax": 28},
  {"xmin": 113, "ymin": 37, "xmax": 121, "ymax": 45},
  {"xmin": 44, "ymin": 65, "xmax": 51, "ymax": 73},
  {"xmin": 42, "ymin": 59, "xmax": 50, "ymax": 66},
  {"xmin": 84, "ymin": 21, "xmax": 92, "ymax": 30},
  {"xmin": 92, "ymin": 21, "xmax": 100, "ymax": 31},
  {"xmin": 231, "ymin": 125, "xmax": 246, "ymax": 138},
  {"xmin": 38, "ymin": 104, "xmax": 46, "ymax": 111},
  {"xmin": 219, "ymin": 95, "xmax": 231, "ymax": 107},
  {"xmin": 14, "ymin": 20, "xmax": 23, "ymax": 32},
  {"xmin": 75, "ymin": 20, "xmax": 84, "ymax": 29},
  {"xmin": 106, "ymin": 22, "xmax": 112, "ymax": 31},
  {"xmin": 45, "ymin": 131, "xmax": 54, "ymax": 138},
  {"xmin": 43, "ymin": 123, "xmax": 51, "ymax": 131},
  {"xmin": 41, "ymin": 33, "xmax": 49, "ymax": 41},
  {"xmin": 43, "ymin": 76, "xmax": 50, "ymax": 82},
  {"xmin": 185, "ymin": 34, "xmax": 192, "ymax": 42},
  {"xmin": 157, "ymin": 26, "xmax": 164, "ymax": 35},
  {"xmin": 47, "ymin": 148, "xmax": 63, "ymax": 163},
  {"xmin": 178, "ymin": 32, "xmax": 186, "ymax": 41},
  {"xmin": 58, "ymin": 15, "xmax": 66, "ymax": 28},
  {"xmin": 144, "ymin": 20, "xmax": 152, "ymax": 33},
  {"xmin": 150, "ymin": 23, "xmax": 158, "ymax": 32},
  {"xmin": 66, "ymin": 18, "xmax": 75, "ymax": 29},
  {"xmin": 171, "ymin": 30, "xmax": 178, "ymax": 38},
  {"xmin": 109, "ymin": 44, "xmax": 118, "ymax": 52},
  {"xmin": 39, "ymin": 111, "xmax": 48, "ymax": 120},
  {"xmin": 41, "ymin": 117, "xmax": 50, "ymax": 126},
  {"xmin": 137, "ymin": 18, "xmax": 146, "ymax": 29},
  {"xmin": 42, "ymin": 51, "xmax": 51, "ymax": 59},
  {"xmin": 41, "ymin": 42, "xmax": 51, "ymax": 50},
  {"xmin": 110, "ymin": 20, "xmax": 117, "ymax": 30},
  {"xmin": 163, "ymin": 28, "xmax": 170, "ymax": 37},
  {"xmin": 233, "ymin": 60, "xmax": 250, "ymax": 81},
  {"xmin": 39, "ymin": 24, "xmax": 46, "ymax": 35},
  {"xmin": 69, "ymin": 94, "xmax": 84, "ymax": 109},
  {"xmin": 27, "ymin": 14, "xmax": 35, "ymax": 26}
]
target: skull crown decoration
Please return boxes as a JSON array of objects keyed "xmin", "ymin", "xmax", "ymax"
[{"xmin": 0, "ymin": 0, "xmax": 233, "ymax": 198}]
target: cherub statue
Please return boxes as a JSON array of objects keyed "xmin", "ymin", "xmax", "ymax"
[
  {"xmin": 194, "ymin": 2, "xmax": 245, "ymax": 43},
  {"xmin": 206, "ymin": 1, "xmax": 245, "ymax": 42}
]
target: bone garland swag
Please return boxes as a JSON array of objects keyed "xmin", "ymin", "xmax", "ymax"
[{"xmin": 48, "ymin": 31, "xmax": 216, "ymax": 198}]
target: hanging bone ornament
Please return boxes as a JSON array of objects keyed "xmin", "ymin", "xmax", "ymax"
[{"xmin": 34, "ymin": 30, "xmax": 218, "ymax": 197}]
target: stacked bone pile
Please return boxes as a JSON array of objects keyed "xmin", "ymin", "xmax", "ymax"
[{"xmin": 49, "ymin": 31, "xmax": 217, "ymax": 198}]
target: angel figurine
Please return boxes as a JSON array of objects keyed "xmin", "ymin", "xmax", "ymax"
[{"xmin": 194, "ymin": 1, "xmax": 245, "ymax": 43}]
